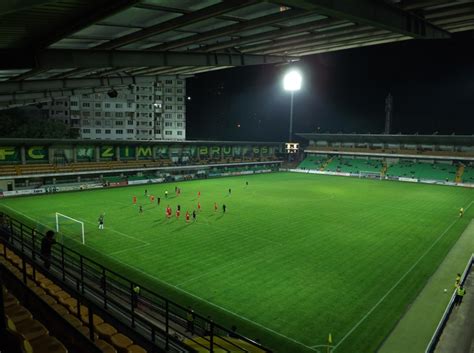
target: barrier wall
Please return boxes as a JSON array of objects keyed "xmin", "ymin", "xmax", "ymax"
[{"xmin": 289, "ymin": 168, "xmax": 474, "ymax": 188}]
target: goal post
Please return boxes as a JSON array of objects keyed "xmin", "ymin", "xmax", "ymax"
[
  {"xmin": 358, "ymin": 171, "xmax": 383, "ymax": 180},
  {"xmin": 55, "ymin": 212, "xmax": 85, "ymax": 245}
]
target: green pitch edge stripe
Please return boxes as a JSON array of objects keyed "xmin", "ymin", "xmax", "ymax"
[{"xmin": 378, "ymin": 218, "xmax": 474, "ymax": 353}]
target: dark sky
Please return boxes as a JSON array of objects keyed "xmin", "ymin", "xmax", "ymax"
[{"xmin": 186, "ymin": 35, "xmax": 474, "ymax": 142}]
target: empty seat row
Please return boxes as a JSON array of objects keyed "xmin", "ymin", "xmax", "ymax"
[{"xmin": 0, "ymin": 244, "xmax": 147, "ymax": 353}]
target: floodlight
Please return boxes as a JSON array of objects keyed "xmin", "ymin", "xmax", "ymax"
[{"xmin": 283, "ymin": 70, "xmax": 302, "ymax": 91}]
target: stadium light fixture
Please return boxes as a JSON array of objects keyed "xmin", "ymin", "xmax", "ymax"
[
  {"xmin": 283, "ymin": 69, "xmax": 302, "ymax": 143},
  {"xmin": 283, "ymin": 70, "xmax": 302, "ymax": 92}
]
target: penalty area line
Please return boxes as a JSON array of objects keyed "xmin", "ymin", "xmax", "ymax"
[{"xmin": 331, "ymin": 199, "xmax": 474, "ymax": 351}]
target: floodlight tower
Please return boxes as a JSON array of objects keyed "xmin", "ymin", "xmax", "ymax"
[
  {"xmin": 384, "ymin": 93, "xmax": 393, "ymax": 134},
  {"xmin": 283, "ymin": 70, "xmax": 302, "ymax": 142}
]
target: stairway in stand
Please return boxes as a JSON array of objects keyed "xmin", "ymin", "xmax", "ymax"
[{"xmin": 455, "ymin": 163, "xmax": 465, "ymax": 183}]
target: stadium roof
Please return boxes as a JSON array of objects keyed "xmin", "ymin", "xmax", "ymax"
[
  {"xmin": 1, "ymin": 0, "xmax": 473, "ymax": 108},
  {"xmin": 0, "ymin": 138, "xmax": 283, "ymax": 146},
  {"xmin": 297, "ymin": 133, "xmax": 474, "ymax": 145}
]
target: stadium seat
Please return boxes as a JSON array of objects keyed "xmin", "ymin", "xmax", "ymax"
[
  {"xmin": 95, "ymin": 323, "xmax": 118, "ymax": 340},
  {"xmin": 110, "ymin": 333, "xmax": 134, "ymax": 353},
  {"xmin": 5, "ymin": 304, "xmax": 33, "ymax": 323},
  {"xmin": 96, "ymin": 339, "xmax": 118, "ymax": 353},
  {"xmin": 63, "ymin": 314, "xmax": 84, "ymax": 329},
  {"xmin": 24, "ymin": 335, "xmax": 68, "ymax": 353},
  {"xmin": 81, "ymin": 313, "xmax": 104, "ymax": 326},
  {"xmin": 127, "ymin": 345, "xmax": 147, "ymax": 353}
]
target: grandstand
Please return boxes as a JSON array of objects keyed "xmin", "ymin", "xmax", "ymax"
[{"xmin": 297, "ymin": 133, "xmax": 474, "ymax": 185}]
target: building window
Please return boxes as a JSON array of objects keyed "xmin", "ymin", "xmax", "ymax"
[
  {"xmin": 177, "ymin": 114, "xmax": 183, "ymax": 119},
  {"xmin": 95, "ymin": 120, "xmax": 101, "ymax": 126},
  {"xmin": 95, "ymin": 103, "xmax": 101, "ymax": 108},
  {"xmin": 105, "ymin": 129, "xmax": 111, "ymax": 134},
  {"xmin": 165, "ymin": 130, "xmax": 172, "ymax": 135},
  {"xmin": 165, "ymin": 105, "xmax": 172, "ymax": 110},
  {"xmin": 177, "ymin": 122, "xmax": 183, "ymax": 127},
  {"xmin": 104, "ymin": 112, "xmax": 111, "ymax": 117},
  {"xmin": 96, "ymin": 129, "xmax": 101, "ymax": 134},
  {"xmin": 116, "ymin": 130, "xmax": 123, "ymax": 134},
  {"xmin": 165, "ymin": 113, "xmax": 172, "ymax": 119},
  {"xmin": 115, "ymin": 112, "xmax": 123, "ymax": 117},
  {"xmin": 165, "ymin": 97, "xmax": 172, "ymax": 102},
  {"xmin": 177, "ymin": 97, "xmax": 183, "ymax": 102},
  {"xmin": 165, "ymin": 122, "xmax": 172, "ymax": 127},
  {"xmin": 82, "ymin": 119, "xmax": 90, "ymax": 125},
  {"xmin": 127, "ymin": 120, "xmax": 133, "ymax": 125},
  {"xmin": 82, "ymin": 129, "xmax": 90, "ymax": 133},
  {"xmin": 177, "ymin": 88, "xmax": 183, "ymax": 94},
  {"xmin": 165, "ymin": 80, "xmax": 172, "ymax": 85},
  {"xmin": 71, "ymin": 101, "xmax": 78, "ymax": 106},
  {"xmin": 177, "ymin": 131, "xmax": 183, "ymax": 136},
  {"xmin": 115, "ymin": 121, "xmax": 123, "ymax": 126},
  {"xmin": 177, "ymin": 80, "xmax": 183, "ymax": 85},
  {"xmin": 105, "ymin": 103, "xmax": 111, "ymax": 108},
  {"xmin": 82, "ymin": 102, "xmax": 90, "ymax": 108},
  {"xmin": 116, "ymin": 103, "xmax": 123, "ymax": 108},
  {"xmin": 127, "ymin": 129, "xmax": 134, "ymax": 134},
  {"xmin": 165, "ymin": 88, "xmax": 173, "ymax": 93},
  {"xmin": 82, "ymin": 111, "xmax": 90, "ymax": 117},
  {"xmin": 95, "ymin": 112, "xmax": 101, "ymax": 117}
]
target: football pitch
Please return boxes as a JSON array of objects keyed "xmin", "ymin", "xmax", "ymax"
[{"xmin": 1, "ymin": 172, "xmax": 473, "ymax": 353}]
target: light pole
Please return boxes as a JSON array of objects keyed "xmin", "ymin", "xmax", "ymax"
[{"xmin": 283, "ymin": 70, "xmax": 302, "ymax": 142}]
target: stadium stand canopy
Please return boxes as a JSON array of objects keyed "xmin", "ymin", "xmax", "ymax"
[
  {"xmin": 298, "ymin": 133, "xmax": 474, "ymax": 146},
  {"xmin": 1, "ymin": 0, "xmax": 474, "ymax": 109}
]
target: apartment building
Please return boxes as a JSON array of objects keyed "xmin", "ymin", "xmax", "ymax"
[{"xmin": 44, "ymin": 77, "xmax": 186, "ymax": 141}]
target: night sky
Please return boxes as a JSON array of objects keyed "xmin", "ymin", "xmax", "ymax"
[{"xmin": 186, "ymin": 35, "xmax": 474, "ymax": 142}]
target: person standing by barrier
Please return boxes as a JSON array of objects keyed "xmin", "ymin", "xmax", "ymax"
[
  {"xmin": 455, "ymin": 285, "xmax": 466, "ymax": 306},
  {"xmin": 40, "ymin": 230, "xmax": 56, "ymax": 270},
  {"xmin": 132, "ymin": 285, "xmax": 141, "ymax": 308}
]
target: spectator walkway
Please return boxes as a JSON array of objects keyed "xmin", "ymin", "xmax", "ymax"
[
  {"xmin": 379, "ymin": 220, "xmax": 474, "ymax": 353},
  {"xmin": 434, "ymin": 267, "xmax": 473, "ymax": 353}
]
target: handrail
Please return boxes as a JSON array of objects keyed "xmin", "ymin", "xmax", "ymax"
[
  {"xmin": 1, "ymin": 212, "xmax": 272, "ymax": 353},
  {"xmin": 425, "ymin": 254, "xmax": 473, "ymax": 353}
]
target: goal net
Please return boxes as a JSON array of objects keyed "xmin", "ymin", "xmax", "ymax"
[
  {"xmin": 358, "ymin": 171, "xmax": 383, "ymax": 180},
  {"xmin": 55, "ymin": 213, "xmax": 85, "ymax": 245}
]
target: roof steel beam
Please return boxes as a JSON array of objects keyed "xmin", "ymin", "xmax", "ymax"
[
  {"xmin": 148, "ymin": 8, "xmax": 315, "ymax": 51},
  {"xmin": 0, "ymin": 49, "xmax": 296, "ymax": 70},
  {"xmin": 271, "ymin": 0, "xmax": 450, "ymax": 39},
  {"xmin": 0, "ymin": 76, "xmax": 159, "ymax": 95},
  {"xmin": 197, "ymin": 17, "xmax": 348, "ymax": 52},
  {"xmin": 263, "ymin": 29, "xmax": 393, "ymax": 54},
  {"xmin": 95, "ymin": 0, "xmax": 257, "ymax": 50},
  {"xmin": 239, "ymin": 24, "xmax": 371, "ymax": 53},
  {"xmin": 37, "ymin": 0, "xmax": 140, "ymax": 48},
  {"xmin": 0, "ymin": 0, "xmax": 60, "ymax": 16}
]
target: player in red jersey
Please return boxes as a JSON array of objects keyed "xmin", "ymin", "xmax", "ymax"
[
  {"xmin": 150, "ymin": 195, "xmax": 155, "ymax": 203},
  {"xmin": 166, "ymin": 206, "xmax": 171, "ymax": 219},
  {"xmin": 197, "ymin": 202, "xmax": 201, "ymax": 211},
  {"xmin": 132, "ymin": 196, "xmax": 137, "ymax": 204},
  {"xmin": 198, "ymin": 191, "xmax": 201, "ymax": 198},
  {"xmin": 176, "ymin": 209, "xmax": 180, "ymax": 218},
  {"xmin": 214, "ymin": 202, "xmax": 218, "ymax": 212},
  {"xmin": 185, "ymin": 211, "xmax": 190, "ymax": 223}
]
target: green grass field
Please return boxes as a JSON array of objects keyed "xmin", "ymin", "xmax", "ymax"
[{"xmin": 1, "ymin": 172, "xmax": 473, "ymax": 353}]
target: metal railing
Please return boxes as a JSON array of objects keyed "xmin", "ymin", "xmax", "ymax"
[
  {"xmin": 425, "ymin": 254, "xmax": 473, "ymax": 353},
  {"xmin": 1, "ymin": 212, "xmax": 272, "ymax": 353}
]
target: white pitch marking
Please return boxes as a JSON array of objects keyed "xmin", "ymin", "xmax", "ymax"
[{"xmin": 331, "ymin": 199, "xmax": 474, "ymax": 351}]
